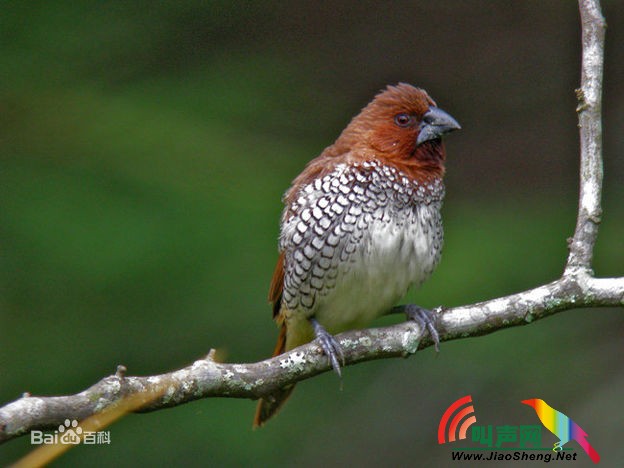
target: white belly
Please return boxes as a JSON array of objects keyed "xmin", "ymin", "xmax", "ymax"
[{"xmin": 310, "ymin": 204, "xmax": 441, "ymax": 333}]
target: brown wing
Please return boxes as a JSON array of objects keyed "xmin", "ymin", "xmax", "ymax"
[{"xmin": 268, "ymin": 251, "xmax": 285, "ymax": 318}]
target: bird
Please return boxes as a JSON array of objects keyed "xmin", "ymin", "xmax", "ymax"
[
  {"xmin": 254, "ymin": 83, "xmax": 460, "ymax": 427},
  {"xmin": 521, "ymin": 398, "xmax": 600, "ymax": 464}
]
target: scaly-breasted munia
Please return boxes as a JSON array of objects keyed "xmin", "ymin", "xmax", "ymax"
[{"xmin": 254, "ymin": 83, "xmax": 460, "ymax": 427}]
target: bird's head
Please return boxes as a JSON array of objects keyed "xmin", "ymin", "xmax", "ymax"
[
  {"xmin": 336, "ymin": 83, "xmax": 460, "ymax": 180},
  {"xmin": 521, "ymin": 399, "xmax": 542, "ymax": 409}
]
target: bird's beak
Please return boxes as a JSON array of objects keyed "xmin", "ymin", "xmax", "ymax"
[
  {"xmin": 521, "ymin": 399, "xmax": 536, "ymax": 408},
  {"xmin": 416, "ymin": 107, "xmax": 461, "ymax": 145}
]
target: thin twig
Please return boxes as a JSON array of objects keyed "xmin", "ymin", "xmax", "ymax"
[{"xmin": 565, "ymin": 0, "xmax": 606, "ymax": 274}]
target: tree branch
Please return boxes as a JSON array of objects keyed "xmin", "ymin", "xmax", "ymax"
[
  {"xmin": 1, "ymin": 274, "xmax": 623, "ymax": 444},
  {"xmin": 1, "ymin": 0, "xmax": 621, "ymax": 447},
  {"xmin": 566, "ymin": 0, "xmax": 606, "ymax": 274}
]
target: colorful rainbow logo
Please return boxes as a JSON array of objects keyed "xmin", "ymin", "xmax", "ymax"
[
  {"xmin": 438, "ymin": 395, "xmax": 477, "ymax": 444},
  {"xmin": 521, "ymin": 398, "xmax": 600, "ymax": 464}
]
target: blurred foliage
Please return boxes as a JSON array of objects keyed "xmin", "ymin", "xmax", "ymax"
[{"xmin": 1, "ymin": 1, "xmax": 622, "ymax": 467}]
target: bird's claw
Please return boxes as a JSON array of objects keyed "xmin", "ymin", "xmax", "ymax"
[
  {"xmin": 310, "ymin": 318, "xmax": 344, "ymax": 377},
  {"xmin": 393, "ymin": 304, "xmax": 441, "ymax": 352}
]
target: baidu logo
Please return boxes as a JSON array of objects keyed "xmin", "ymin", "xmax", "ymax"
[{"xmin": 31, "ymin": 419, "xmax": 110, "ymax": 445}]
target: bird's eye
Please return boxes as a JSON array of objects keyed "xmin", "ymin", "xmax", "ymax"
[{"xmin": 394, "ymin": 113, "xmax": 413, "ymax": 127}]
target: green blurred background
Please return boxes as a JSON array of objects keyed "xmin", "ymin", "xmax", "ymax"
[{"xmin": 1, "ymin": 1, "xmax": 623, "ymax": 466}]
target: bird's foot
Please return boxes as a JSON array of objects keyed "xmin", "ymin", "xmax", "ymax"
[
  {"xmin": 310, "ymin": 318, "xmax": 344, "ymax": 377},
  {"xmin": 391, "ymin": 304, "xmax": 441, "ymax": 352}
]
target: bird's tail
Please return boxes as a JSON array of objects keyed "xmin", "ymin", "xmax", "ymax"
[
  {"xmin": 576, "ymin": 435, "xmax": 600, "ymax": 464},
  {"xmin": 253, "ymin": 323, "xmax": 295, "ymax": 428}
]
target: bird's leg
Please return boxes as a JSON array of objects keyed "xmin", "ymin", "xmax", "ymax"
[
  {"xmin": 390, "ymin": 304, "xmax": 441, "ymax": 352},
  {"xmin": 309, "ymin": 317, "xmax": 344, "ymax": 377}
]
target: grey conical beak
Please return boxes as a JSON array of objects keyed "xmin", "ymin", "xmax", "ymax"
[{"xmin": 416, "ymin": 107, "xmax": 461, "ymax": 145}]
